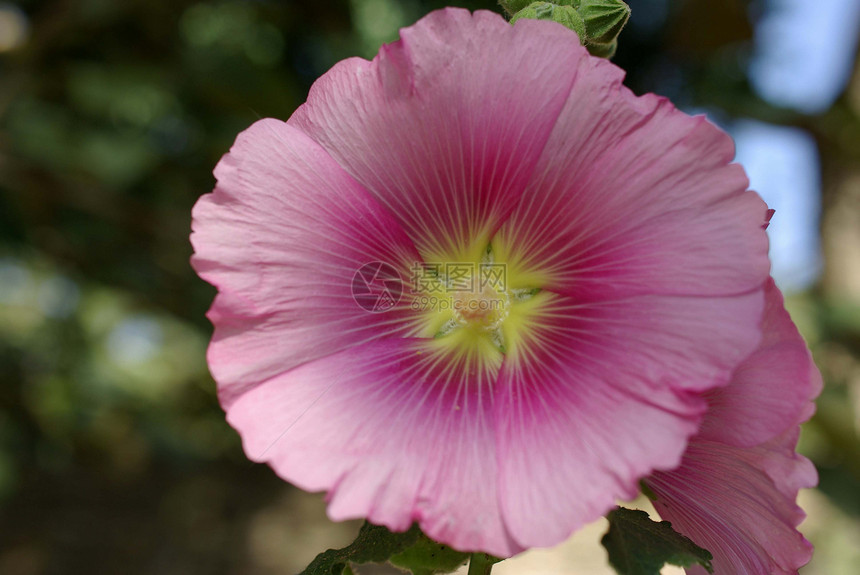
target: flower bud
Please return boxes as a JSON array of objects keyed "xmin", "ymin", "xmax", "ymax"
[
  {"xmin": 510, "ymin": 2, "xmax": 587, "ymax": 44},
  {"xmin": 578, "ymin": 0, "xmax": 630, "ymax": 45}
]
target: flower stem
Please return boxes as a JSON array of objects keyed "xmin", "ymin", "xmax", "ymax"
[{"xmin": 468, "ymin": 553, "xmax": 495, "ymax": 575}]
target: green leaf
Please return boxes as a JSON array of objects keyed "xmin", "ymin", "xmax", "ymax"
[
  {"xmin": 601, "ymin": 507, "xmax": 714, "ymax": 575},
  {"xmin": 389, "ymin": 532, "xmax": 470, "ymax": 574},
  {"xmin": 466, "ymin": 553, "xmax": 505, "ymax": 575},
  {"xmin": 299, "ymin": 522, "xmax": 421, "ymax": 575}
]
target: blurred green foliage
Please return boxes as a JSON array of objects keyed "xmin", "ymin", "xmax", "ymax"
[{"xmin": 0, "ymin": 1, "xmax": 859, "ymax": 574}]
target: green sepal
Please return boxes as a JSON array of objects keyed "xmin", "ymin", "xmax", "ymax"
[
  {"xmin": 510, "ymin": 2, "xmax": 587, "ymax": 44},
  {"xmin": 299, "ymin": 522, "xmax": 421, "ymax": 575},
  {"xmin": 601, "ymin": 507, "xmax": 714, "ymax": 575},
  {"xmin": 578, "ymin": 0, "xmax": 631, "ymax": 44},
  {"xmin": 639, "ymin": 479, "xmax": 658, "ymax": 502},
  {"xmin": 389, "ymin": 533, "xmax": 470, "ymax": 574},
  {"xmin": 498, "ymin": 0, "xmax": 536, "ymax": 16},
  {"xmin": 502, "ymin": 0, "xmax": 582, "ymax": 13},
  {"xmin": 585, "ymin": 38, "xmax": 617, "ymax": 58}
]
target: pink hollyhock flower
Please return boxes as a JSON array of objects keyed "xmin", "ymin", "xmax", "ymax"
[
  {"xmin": 191, "ymin": 8, "xmax": 774, "ymax": 557},
  {"xmin": 645, "ymin": 279, "xmax": 821, "ymax": 574}
]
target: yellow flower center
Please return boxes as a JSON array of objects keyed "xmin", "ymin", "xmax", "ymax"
[
  {"xmin": 451, "ymin": 282, "xmax": 510, "ymax": 330},
  {"xmin": 407, "ymin": 243, "xmax": 550, "ymax": 373}
]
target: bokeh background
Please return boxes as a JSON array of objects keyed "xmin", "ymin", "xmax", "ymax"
[{"xmin": 1, "ymin": 0, "xmax": 859, "ymax": 573}]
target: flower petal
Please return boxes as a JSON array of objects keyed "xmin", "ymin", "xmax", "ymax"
[
  {"xmin": 697, "ymin": 279, "xmax": 823, "ymax": 447},
  {"xmin": 191, "ymin": 119, "xmax": 422, "ymax": 407},
  {"xmin": 224, "ymin": 337, "xmax": 520, "ymax": 557},
  {"xmin": 496, "ymin": 362, "xmax": 705, "ymax": 549},
  {"xmin": 290, "ymin": 9, "xmax": 588, "ymax": 263},
  {"xmin": 493, "ymin": 287, "xmax": 762, "ymax": 549},
  {"xmin": 645, "ymin": 279, "xmax": 820, "ymax": 574},
  {"xmin": 647, "ymin": 435, "xmax": 816, "ymax": 575},
  {"xmin": 494, "ymin": 54, "xmax": 770, "ymax": 298}
]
